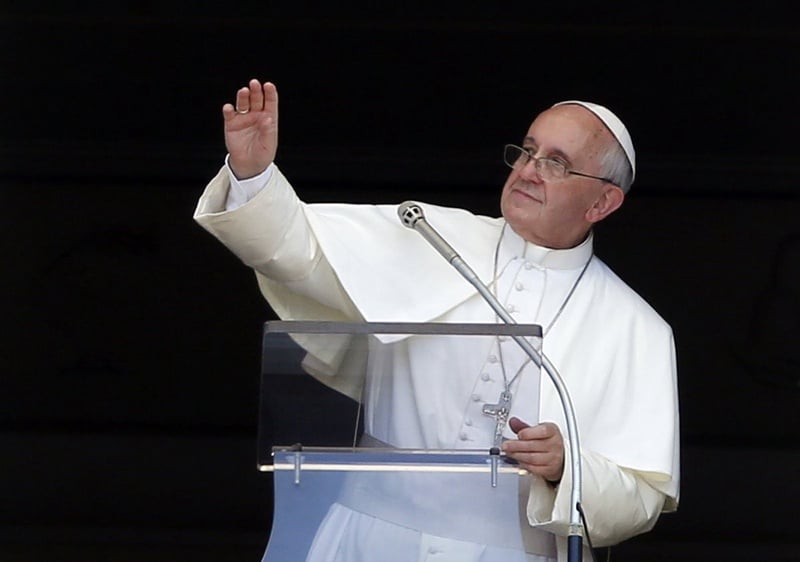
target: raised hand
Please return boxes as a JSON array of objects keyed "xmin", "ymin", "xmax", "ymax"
[{"xmin": 222, "ymin": 79, "xmax": 279, "ymax": 179}]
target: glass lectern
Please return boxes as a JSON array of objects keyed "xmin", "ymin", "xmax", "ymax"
[{"xmin": 258, "ymin": 320, "xmax": 551, "ymax": 561}]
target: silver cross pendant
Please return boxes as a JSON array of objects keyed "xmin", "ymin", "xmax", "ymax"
[{"xmin": 482, "ymin": 390, "xmax": 513, "ymax": 448}]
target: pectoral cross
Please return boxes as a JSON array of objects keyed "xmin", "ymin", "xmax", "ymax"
[{"xmin": 482, "ymin": 390, "xmax": 513, "ymax": 448}]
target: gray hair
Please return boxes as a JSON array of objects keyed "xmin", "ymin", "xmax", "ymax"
[{"xmin": 599, "ymin": 138, "xmax": 634, "ymax": 193}]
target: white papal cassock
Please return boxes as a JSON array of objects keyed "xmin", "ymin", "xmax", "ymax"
[{"xmin": 194, "ymin": 164, "xmax": 680, "ymax": 562}]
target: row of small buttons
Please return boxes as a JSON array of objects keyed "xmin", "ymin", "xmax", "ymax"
[{"xmin": 459, "ymin": 345, "xmax": 506, "ymax": 442}]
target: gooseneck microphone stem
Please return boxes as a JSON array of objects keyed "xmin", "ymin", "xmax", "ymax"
[{"xmin": 398, "ymin": 202, "xmax": 584, "ymax": 562}]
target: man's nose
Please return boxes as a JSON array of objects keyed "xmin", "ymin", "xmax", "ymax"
[{"xmin": 518, "ymin": 158, "xmax": 543, "ymax": 182}]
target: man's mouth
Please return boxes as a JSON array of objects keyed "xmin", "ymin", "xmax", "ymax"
[{"xmin": 511, "ymin": 181, "xmax": 542, "ymax": 203}]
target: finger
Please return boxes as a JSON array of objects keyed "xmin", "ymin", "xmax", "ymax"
[
  {"xmin": 502, "ymin": 438, "xmax": 547, "ymax": 455},
  {"xmin": 235, "ymin": 86, "xmax": 251, "ymax": 114},
  {"xmin": 222, "ymin": 102, "xmax": 237, "ymax": 121},
  {"xmin": 518, "ymin": 422, "xmax": 561, "ymax": 441},
  {"xmin": 501, "ymin": 428, "xmax": 561, "ymax": 455},
  {"xmin": 249, "ymin": 78, "xmax": 264, "ymax": 111},
  {"xmin": 513, "ymin": 451, "xmax": 558, "ymax": 466},
  {"xmin": 263, "ymin": 81, "xmax": 278, "ymax": 119},
  {"xmin": 520, "ymin": 453, "xmax": 564, "ymax": 481}
]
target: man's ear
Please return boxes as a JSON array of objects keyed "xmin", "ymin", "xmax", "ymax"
[{"xmin": 586, "ymin": 185, "xmax": 625, "ymax": 224}]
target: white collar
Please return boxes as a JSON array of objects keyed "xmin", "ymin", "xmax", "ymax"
[{"xmin": 497, "ymin": 225, "xmax": 594, "ymax": 271}]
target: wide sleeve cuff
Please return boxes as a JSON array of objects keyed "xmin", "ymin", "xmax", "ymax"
[{"xmin": 527, "ymin": 447, "xmax": 670, "ymax": 547}]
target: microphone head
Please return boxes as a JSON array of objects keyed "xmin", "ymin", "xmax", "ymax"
[{"xmin": 398, "ymin": 201, "xmax": 424, "ymax": 228}]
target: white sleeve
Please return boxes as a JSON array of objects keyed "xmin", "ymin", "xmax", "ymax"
[{"xmin": 194, "ymin": 164, "xmax": 359, "ymax": 317}]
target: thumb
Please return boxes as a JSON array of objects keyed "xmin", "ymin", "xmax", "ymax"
[{"xmin": 508, "ymin": 417, "xmax": 531, "ymax": 435}]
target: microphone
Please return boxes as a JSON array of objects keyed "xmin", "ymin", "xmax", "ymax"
[
  {"xmin": 398, "ymin": 202, "xmax": 459, "ymax": 263},
  {"xmin": 397, "ymin": 201, "xmax": 586, "ymax": 562}
]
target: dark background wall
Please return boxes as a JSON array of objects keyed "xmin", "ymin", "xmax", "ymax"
[{"xmin": 2, "ymin": 3, "xmax": 799, "ymax": 561}]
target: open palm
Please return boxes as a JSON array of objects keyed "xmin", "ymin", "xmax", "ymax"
[{"xmin": 223, "ymin": 79, "xmax": 279, "ymax": 179}]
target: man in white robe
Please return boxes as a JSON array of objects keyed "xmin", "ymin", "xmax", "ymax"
[{"xmin": 193, "ymin": 79, "xmax": 679, "ymax": 562}]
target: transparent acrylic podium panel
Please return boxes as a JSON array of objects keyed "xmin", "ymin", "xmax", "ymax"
[{"xmin": 259, "ymin": 321, "xmax": 547, "ymax": 562}]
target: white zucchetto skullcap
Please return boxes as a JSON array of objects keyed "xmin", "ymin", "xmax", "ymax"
[{"xmin": 552, "ymin": 100, "xmax": 636, "ymax": 183}]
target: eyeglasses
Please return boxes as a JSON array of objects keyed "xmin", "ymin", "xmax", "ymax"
[{"xmin": 503, "ymin": 144, "xmax": 617, "ymax": 185}]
